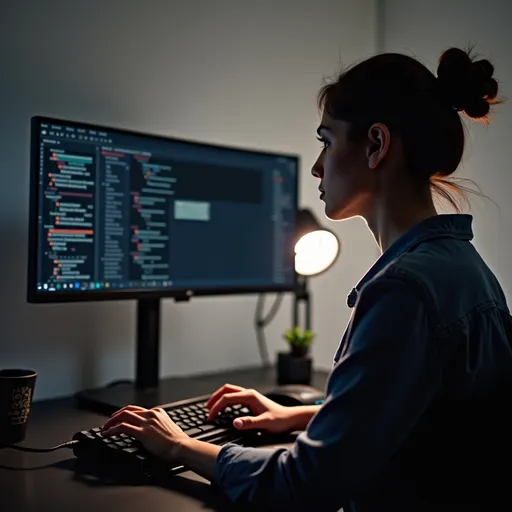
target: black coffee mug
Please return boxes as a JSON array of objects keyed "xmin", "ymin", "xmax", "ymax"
[{"xmin": 0, "ymin": 369, "xmax": 37, "ymax": 445}]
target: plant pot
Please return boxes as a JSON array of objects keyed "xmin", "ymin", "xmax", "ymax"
[
  {"xmin": 276, "ymin": 351, "xmax": 312, "ymax": 386},
  {"xmin": 291, "ymin": 345, "xmax": 309, "ymax": 358}
]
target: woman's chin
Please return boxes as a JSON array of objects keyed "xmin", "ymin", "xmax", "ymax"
[
  {"xmin": 325, "ymin": 210, "xmax": 344, "ymax": 221},
  {"xmin": 325, "ymin": 203, "xmax": 354, "ymax": 221}
]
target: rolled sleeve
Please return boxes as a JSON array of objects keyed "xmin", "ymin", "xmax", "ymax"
[{"xmin": 215, "ymin": 276, "xmax": 444, "ymax": 511}]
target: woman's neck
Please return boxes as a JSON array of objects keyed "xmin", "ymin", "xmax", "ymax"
[{"xmin": 365, "ymin": 191, "xmax": 438, "ymax": 253}]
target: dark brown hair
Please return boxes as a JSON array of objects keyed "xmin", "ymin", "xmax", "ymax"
[{"xmin": 318, "ymin": 47, "xmax": 501, "ymax": 211}]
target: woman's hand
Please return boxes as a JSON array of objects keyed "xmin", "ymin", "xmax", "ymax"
[
  {"xmin": 101, "ymin": 405, "xmax": 188, "ymax": 462},
  {"xmin": 207, "ymin": 383, "xmax": 298, "ymax": 434}
]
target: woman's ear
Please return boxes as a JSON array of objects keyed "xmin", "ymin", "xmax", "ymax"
[{"xmin": 366, "ymin": 123, "xmax": 391, "ymax": 169}]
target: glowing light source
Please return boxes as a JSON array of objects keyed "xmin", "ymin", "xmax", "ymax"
[
  {"xmin": 294, "ymin": 208, "xmax": 340, "ymax": 276},
  {"xmin": 295, "ymin": 229, "xmax": 339, "ymax": 276}
]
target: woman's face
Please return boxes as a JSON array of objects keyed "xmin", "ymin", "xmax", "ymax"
[{"xmin": 312, "ymin": 113, "xmax": 377, "ymax": 221}]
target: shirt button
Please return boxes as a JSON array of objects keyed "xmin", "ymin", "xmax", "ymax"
[{"xmin": 347, "ymin": 288, "xmax": 358, "ymax": 308}]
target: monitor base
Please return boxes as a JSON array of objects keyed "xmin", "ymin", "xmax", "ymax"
[
  {"xmin": 74, "ymin": 366, "xmax": 296, "ymax": 416},
  {"xmin": 75, "ymin": 378, "xmax": 216, "ymax": 416}
]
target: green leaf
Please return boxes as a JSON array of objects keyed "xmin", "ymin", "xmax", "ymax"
[{"xmin": 283, "ymin": 326, "xmax": 316, "ymax": 347}]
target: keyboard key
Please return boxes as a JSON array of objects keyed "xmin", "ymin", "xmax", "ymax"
[
  {"xmin": 183, "ymin": 427, "xmax": 202, "ymax": 436},
  {"xmin": 198, "ymin": 424, "xmax": 216, "ymax": 432},
  {"xmin": 198, "ymin": 426, "xmax": 227, "ymax": 438},
  {"xmin": 123, "ymin": 446, "xmax": 139, "ymax": 454},
  {"xmin": 92, "ymin": 427, "xmax": 101, "ymax": 433},
  {"xmin": 116, "ymin": 441, "xmax": 129, "ymax": 448}
]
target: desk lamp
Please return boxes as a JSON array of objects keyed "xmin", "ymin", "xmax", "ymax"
[
  {"xmin": 271, "ymin": 208, "xmax": 340, "ymax": 384},
  {"xmin": 293, "ymin": 208, "xmax": 340, "ymax": 331},
  {"xmin": 254, "ymin": 208, "xmax": 339, "ymax": 366}
]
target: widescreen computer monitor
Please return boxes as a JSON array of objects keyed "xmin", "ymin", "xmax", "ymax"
[{"xmin": 27, "ymin": 116, "xmax": 299, "ymax": 412}]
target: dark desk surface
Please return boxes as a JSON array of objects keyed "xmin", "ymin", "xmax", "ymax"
[{"xmin": 0, "ymin": 367, "xmax": 329, "ymax": 512}]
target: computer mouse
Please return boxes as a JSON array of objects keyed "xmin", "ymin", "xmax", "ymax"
[{"xmin": 265, "ymin": 384, "xmax": 325, "ymax": 407}]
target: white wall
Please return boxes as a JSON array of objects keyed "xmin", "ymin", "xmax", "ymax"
[
  {"xmin": 381, "ymin": 0, "xmax": 512, "ymax": 299},
  {"xmin": 0, "ymin": 0, "xmax": 377, "ymax": 400}
]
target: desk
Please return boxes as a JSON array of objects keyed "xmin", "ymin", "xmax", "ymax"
[{"xmin": 0, "ymin": 367, "xmax": 329, "ymax": 512}]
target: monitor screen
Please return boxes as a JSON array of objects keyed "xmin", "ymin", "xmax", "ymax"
[{"xmin": 27, "ymin": 116, "xmax": 299, "ymax": 302}]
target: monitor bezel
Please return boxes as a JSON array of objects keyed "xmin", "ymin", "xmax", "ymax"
[{"xmin": 27, "ymin": 115, "xmax": 300, "ymax": 304}]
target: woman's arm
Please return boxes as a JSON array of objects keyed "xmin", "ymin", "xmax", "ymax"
[
  {"xmin": 286, "ymin": 405, "xmax": 321, "ymax": 430},
  {"xmin": 172, "ymin": 438, "xmax": 222, "ymax": 482},
  {"xmin": 168, "ymin": 405, "xmax": 321, "ymax": 482}
]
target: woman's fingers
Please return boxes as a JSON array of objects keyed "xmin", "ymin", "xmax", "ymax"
[
  {"xmin": 207, "ymin": 390, "xmax": 257, "ymax": 420},
  {"xmin": 102, "ymin": 422, "xmax": 143, "ymax": 437},
  {"xmin": 101, "ymin": 409, "xmax": 148, "ymax": 432},
  {"xmin": 206, "ymin": 383, "xmax": 245, "ymax": 409},
  {"xmin": 109, "ymin": 405, "xmax": 147, "ymax": 420}
]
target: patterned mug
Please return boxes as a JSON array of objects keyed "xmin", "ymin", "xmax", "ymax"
[{"xmin": 0, "ymin": 369, "xmax": 37, "ymax": 445}]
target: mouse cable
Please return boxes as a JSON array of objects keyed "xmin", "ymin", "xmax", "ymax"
[{"xmin": 0, "ymin": 440, "xmax": 79, "ymax": 453}]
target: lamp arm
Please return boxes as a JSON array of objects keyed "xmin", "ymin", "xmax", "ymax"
[{"xmin": 293, "ymin": 275, "xmax": 311, "ymax": 331}]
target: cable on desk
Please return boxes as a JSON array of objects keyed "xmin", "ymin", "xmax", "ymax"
[{"xmin": 0, "ymin": 440, "xmax": 78, "ymax": 452}]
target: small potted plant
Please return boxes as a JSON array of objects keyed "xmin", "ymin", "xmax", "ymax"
[{"xmin": 277, "ymin": 326, "xmax": 315, "ymax": 385}]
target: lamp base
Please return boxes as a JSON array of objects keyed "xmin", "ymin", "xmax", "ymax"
[{"xmin": 276, "ymin": 352, "xmax": 312, "ymax": 385}]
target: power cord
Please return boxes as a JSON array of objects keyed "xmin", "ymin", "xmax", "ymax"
[
  {"xmin": 0, "ymin": 440, "xmax": 78, "ymax": 453},
  {"xmin": 254, "ymin": 292, "xmax": 284, "ymax": 367}
]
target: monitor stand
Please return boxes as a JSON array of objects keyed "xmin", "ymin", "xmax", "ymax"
[{"xmin": 75, "ymin": 297, "xmax": 216, "ymax": 416}]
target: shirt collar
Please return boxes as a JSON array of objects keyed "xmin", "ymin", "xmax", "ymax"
[{"xmin": 346, "ymin": 214, "xmax": 474, "ymax": 308}]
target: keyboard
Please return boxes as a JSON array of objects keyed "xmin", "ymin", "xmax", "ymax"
[{"xmin": 72, "ymin": 394, "xmax": 261, "ymax": 478}]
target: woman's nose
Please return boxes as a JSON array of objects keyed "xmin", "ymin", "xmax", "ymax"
[{"xmin": 311, "ymin": 156, "xmax": 323, "ymax": 178}]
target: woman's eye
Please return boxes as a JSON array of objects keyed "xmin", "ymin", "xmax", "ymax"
[{"xmin": 316, "ymin": 137, "xmax": 330, "ymax": 149}]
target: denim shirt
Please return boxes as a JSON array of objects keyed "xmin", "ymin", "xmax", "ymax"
[{"xmin": 215, "ymin": 214, "xmax": 512, "ymax": 512}]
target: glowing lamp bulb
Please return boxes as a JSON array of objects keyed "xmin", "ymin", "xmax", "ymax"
[{"xmin": 294, "ymin": 230, "xmax": 339, "ymax": 276}]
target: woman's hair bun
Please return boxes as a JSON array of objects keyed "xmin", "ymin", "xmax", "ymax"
[{"xmin": 436, "ymin": 47, "xmax": 499, "ymax": 121}]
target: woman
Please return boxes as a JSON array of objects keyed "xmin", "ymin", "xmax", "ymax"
[{"xmin": 101, "ymin": 47, "xmax": 512, "ymax": 511}]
